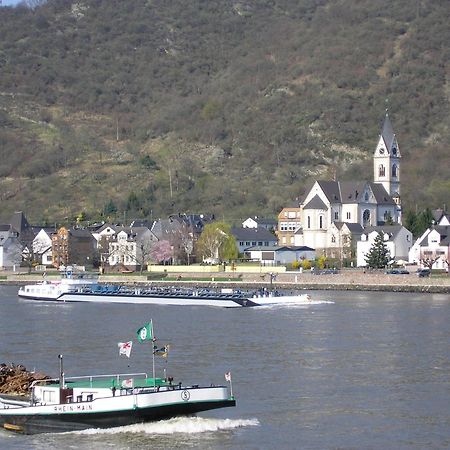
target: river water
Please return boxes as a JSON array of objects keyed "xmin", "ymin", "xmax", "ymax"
[{"xmin": 0, "ymin": 285, "xmax": 449, "ymax": 449}]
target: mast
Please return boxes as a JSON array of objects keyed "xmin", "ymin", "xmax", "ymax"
[
  {"xmin": 58, "ymin": 354, "xmax": 65, "ymax": 388},
  {"xmin": 151, "ymin": 319, "xmax": 156, "ymax": 388}
]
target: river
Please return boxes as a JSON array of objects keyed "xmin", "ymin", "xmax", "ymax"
[{"xmin": 0, "ymin": 285, "xmax": 449, "ymax": 449}]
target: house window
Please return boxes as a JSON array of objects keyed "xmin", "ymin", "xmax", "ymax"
[
  {"xmin": 307, "ymin": 216, "xmax": 311, "ymax": 228},
  {"xmin": 379, "ymin": 164, "xmax": 385, "ymax": 177},
  {"xmin": 346, "ymin": 212, "xmax": 351, "ymax": 220},
  {"xmin": 245, "ymin": 241, "xmax": 250, "ymax": 246}
]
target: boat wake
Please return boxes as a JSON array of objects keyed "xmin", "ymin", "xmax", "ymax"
[
  {"xmin": 74, "ymin": 416, "xmax": 260, "ymax": 435},
  {"xmin": 256, "ymin": 299, "xmax": 335, "ymax": 309}
]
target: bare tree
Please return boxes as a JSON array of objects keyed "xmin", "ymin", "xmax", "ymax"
[{"xmin": 420, "ymin": 256, "xmax": 439, "ymax": 271}]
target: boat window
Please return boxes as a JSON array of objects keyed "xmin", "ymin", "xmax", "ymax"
[{"xmin": 43, "ymin": 390, "xmax": 56, "ymax": 403}]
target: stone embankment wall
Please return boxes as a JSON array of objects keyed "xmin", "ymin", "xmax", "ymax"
[{"xmin": 3, "ymin": 269, "xmax": 450, "ymax": 293}]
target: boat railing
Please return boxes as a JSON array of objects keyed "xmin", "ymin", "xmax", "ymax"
[{"xmin": 30, "ymin": 372, "xmax": 149, "ymax": 389}]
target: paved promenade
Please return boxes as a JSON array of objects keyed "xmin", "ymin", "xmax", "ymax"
[{"xmin": 3, "ymin": 269, "xmax": 450, "ymax": 294}]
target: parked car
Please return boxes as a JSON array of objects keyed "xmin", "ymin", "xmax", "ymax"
[
  {"xmin": 416, "ymin": 268, "xmax": 431, "ymax": 277},
  {"xmin": 313, "ymin": 268, "xmax": 339, "ymax": 275},
  {"xmin": 385, "ymin": 268, "xmax": 410, "ymax": 275}
]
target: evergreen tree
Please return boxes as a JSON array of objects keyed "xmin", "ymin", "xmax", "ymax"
[
  {"xmin": 365, "ymin": 232, "xmax": 390, "ymax": 268},
  {"xmin": 103, "ymin": 199, "xmax": 117, "ymax": 216}
]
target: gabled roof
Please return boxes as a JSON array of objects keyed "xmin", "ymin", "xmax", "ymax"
[
  {"xmin": 113, "ymin": 226, "xmax": 154, "ymax": 241},
  {"xmin": 96, "ymin": 223, "xmax": 120, "ymax": 234},
  {"xmin": 254, "ymin": 217, "xmax": 277, "ymax": 226},
  {"xmin": 362, "ymin": 225, "xmax": 404, "ymax": 240},
  {"xmin": 168, "ymin": 213, "xmax": 215, "ymax": 235},
  {"xmin": 69, "ymin": 228, "xmax": 95, "ymax": 239},
  {"xmin": 432, "ymin": 209, "xmax": 450, "ymax": 225},
  {"xmin": 303, "ymin": 194, "xmax": 328, "ymax": 210},
  {"xmin": 151, "ymin": 218, "xmax": 183, "ymax": 240},
  {"xmin": 422, "ymin": 225, "xmax": 450, "ymax": 246},
  {"xmin": 130, "ymin": 219, "xmax": 153, "ymax": 228},
  {"xmin": 231, "ymin": 227, "xmax": 277, "ymax": 241}
]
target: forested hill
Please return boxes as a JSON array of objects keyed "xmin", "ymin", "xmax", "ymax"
[{"xmin": 0, "ymin": 0, "xmax": 448, "ymax": 224}]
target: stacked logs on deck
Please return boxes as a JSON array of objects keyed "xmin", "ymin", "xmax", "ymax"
[{"xmin": 0, "ymin": 363, "xmax": 50, "ymax": 396}]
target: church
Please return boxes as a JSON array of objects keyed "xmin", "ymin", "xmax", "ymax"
[{"xmin": 278, "ymin": 113, "xmax": 403, "ymax": 259}]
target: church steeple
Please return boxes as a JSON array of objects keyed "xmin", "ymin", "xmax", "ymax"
[
  {"xmin": 373, "ymin": 112, "xmax": 401, "ymax": 223},
  {"xmin": 373, "ymin": 112, "xmax": 401, "ymax": 197}
]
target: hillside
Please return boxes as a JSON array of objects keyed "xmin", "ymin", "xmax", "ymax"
[{"xmin": 0, "ymin": 0, "xmax": 449, "ymax": 224}]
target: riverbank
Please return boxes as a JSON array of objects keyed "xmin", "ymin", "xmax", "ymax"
[{"xmin": 2, "ymin": 269, "xmax": 450, "ymax": 294}]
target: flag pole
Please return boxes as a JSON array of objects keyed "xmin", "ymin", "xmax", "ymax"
[{"xmin": 151, "ymin": 319, "xmax": 156, "ymax": 388}]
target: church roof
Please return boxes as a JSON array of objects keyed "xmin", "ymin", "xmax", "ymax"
[
  {"xmin": 368, "ymin": 182, "xmax": 396, "ymax": 205},
  {"xmin": 333, "ymin": 222, "xmax": 364, "ymax": 233},
  {"xmin": 303, "ymin": 194, "xmax": 328, "ymax": 210},
  {"xmin": 312, "ymin": 180, "xmax": 395, "ymax": 205},
  {"xmin": 381, "ymin": 113, "xmax": 395, "ymax": 148},
  {"xmin": 316, "ymin": 181, "xmax": 341, "ymax": 202},
  {"xmin": 339, "ymin": 181, "xmax": 367, "ymax": 203}
]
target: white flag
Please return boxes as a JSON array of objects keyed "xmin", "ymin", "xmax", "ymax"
[
  {"xmin": 121, "ymin": 378, "xmax": 133, "ymax": 388},
  {"xmin": 225, "ymin": 372, "xmax": 231, "ymax": 382},
  {"xmin": 118, "ymin": 341, "xmax": 133, "ymax": 358}
]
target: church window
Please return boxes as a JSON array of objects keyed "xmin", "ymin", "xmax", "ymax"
[
  {"xmin": 346, "ymin": 212, "xmax": 351, "ymax": 220},
  {"xmin": 319, "ymin": 216, "xmax": 323, "ymax": 229},
  {"xmin": 331, "ymin": 235, "xmax": 336, "ymax": 243},
  {"xmin": 307, "ymin": 216, "xmax": 311, "ymax": 229},
  {"xmin": 334, "ymin": 212, "xmax": 339, "ymax": 220},
  {"xmin": 379, "ymin": 164, "xmax": 385, "ymax": 177},
  {"xmin": 365, "ymin": 192, "xmax": 369, "ymax": 201},
  {"xmin": 363, "ymin": 209, "xmax": 370, "ymax": 226},
  {"xmin": 392, "ymin": 164, "xmax": 398, "ymax": 177}
]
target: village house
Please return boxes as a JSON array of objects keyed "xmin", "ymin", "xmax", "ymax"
[
  {"xmin": 242, "ymin": 216, "xmax": 278, "ymax": 232},
  {"xmin": 51, "ymin": 227, "xmax": 96, "ymax": 268},
  {"xmin": 246, "ymin": 245, "xmax": 315, "ymax": 266},
  {"xmin": 409, "ymin": 225, "xmax": 449, "ymax": 271},
  {"xmin": 31, "ymin": 228, "xmax": 54, "ymax": 266},
  {"xmin": 107, "ymin": 227, "xmax": 158, "ymax": 270},
  {"xmin": 231, "ymin": 227, "xmax": 278, "ymax": 255},
  {"xmin": 276, "ymin": 203, "xmax": 302, "ymax": 245},
  {"xmin": 0, "ymin": 224, "xmax": 22, "ymax": 269},
  {"xmin": 357, "ymin": 225, "xmax": 413, "ymax": 267}
]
